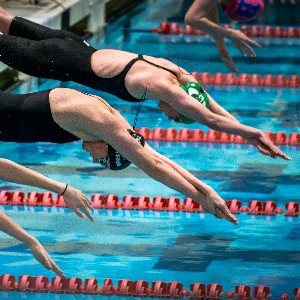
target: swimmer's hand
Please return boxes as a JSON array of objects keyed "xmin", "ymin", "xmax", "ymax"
[
  {"xmin": 215, "ymin": 37, "xmax": 239, "ymax": 73},
  {"xmin": 245, "ymin": 132, "xmax": 291, "ymax": 160},
  {"xmin": 29, "ymin": 239, "xmax": 65, "ymax": 278},
  {"xmin": 201, "ymin": 190, "xmax": 238, "ymax": 225},
  {"xmin": 63, "ymin": 186, "xmax": 94, "ymax": 222},
  {"xmin": 229, "ymin": 29, "xmax": 261, "ymax": 58}
]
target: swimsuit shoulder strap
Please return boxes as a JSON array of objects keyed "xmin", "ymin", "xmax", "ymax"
[
  {"xmin": 140, "ymin": 55, "xmax": 177, "ymax": 77},
  {"xmin": 119, "ymin": 54, "xmax": 144, "ymax": 77}
]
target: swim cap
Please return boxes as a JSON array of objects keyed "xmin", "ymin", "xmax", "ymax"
[
  {"xmin": 106, "ymin": 129, "xmax": 145, "ymax": 171},
  {"xmin": 180, "ymin": 82, "xmax": 210, "ymax": 124},
  {"xmin": 224, "ymin": 0, "xmax": 264, "ymax": 22}
]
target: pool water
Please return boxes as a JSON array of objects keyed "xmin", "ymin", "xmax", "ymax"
[{"xmin": 1, "ymin": 0, "xmax": 299, "ymax": 299}]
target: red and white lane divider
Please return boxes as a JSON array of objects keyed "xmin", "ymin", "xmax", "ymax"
[
  {"xmin": 133, "ymin": 128, "xmax": 300, "ymax": 145},
  {"xmin": 152, "ymin": 22, "xmax": 300, "ymax": 39},
  {"xmin": 192, "ymin": 72, "xmax": 300, "ymax": 88},
  {"xmin": 0, "ymin": 274, "xmax": 299, "ymax": 299},
  {"xmin": 1, "ymin": 191, "xmax": 299, "ymax": 217}
]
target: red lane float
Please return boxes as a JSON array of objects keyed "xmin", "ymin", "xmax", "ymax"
[
  {"xmin": 183, "ymin": 198, "xmax": 204, "ymax": 213},
  {"xmin": 262, "ymin": 201, "xmax": 277, "ymax": 216},
  {"xmin": 0, "ymin": 274, "xmax": 16, "ymax": 290},
  {"xmin": 254, "ymin": 285, "xmax": 271, "ymax": 299},
  {"xmin": 235, "ymin": 284, "xmax": 251, "ymax": 299},
  {"xmin": 1, "ymin": 275, "xmax": 299, "ymax": 298},
  {"xmin": 227, "ymin": 199, "xmax": 242, "ymax": 214},
  {"xmin": 248, "ymin": 200, "xmax": 263, "ymax": 215},
  {"xmin": 134, "ymin": 280, "xmax": 149, "ymax": 296},
  {"xmin": 285, "ymin": 202, "xmax": 299, "ymax": 217},
  {"xmin": 99, "ymin": 278, "xmax": 114, "ymax": 295},
  {"xmin": 190, "ymin": 283, "xmax": 206, "ymax": 298},
  {"xmin": 0, "ymin": 190, "xmax": 299, "ymax": 218},
  {"xmin": 122, "ymin": 195, "xmax": 150, "ymax": 210},
  {"xmin": 134, "ymin": 128, "xmax": 300, "ymax": 145},
  {"xmin": 91, "ymin": 194, "xmax": 119, "ymax": 209},
  {"xmin": 152, "ymin": 23, "xmax": 300, "ymax": 39},
  {"xmin": 152, "ymin": 196, "xmax": 181, "ymax": 211},
  {"xmin": 294, "ymin": 287, "xmax": 300, "ymax": 300},
  {"xmin": 192, "ymin": 72, "xmax": 300, "ymax": 88},
  {"xmin": 207, "ymin": 283, "xmax": 223, "ymax": 298},
  {"xmin": 85, "ymin": 278, "xmax": 98, "ymax": 294}
]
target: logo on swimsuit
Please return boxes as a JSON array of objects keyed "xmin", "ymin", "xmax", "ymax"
[
  {"xmin": 115, "ymin": 153, "xmax": 122, "ymax": 167},
  {"xmin": 135, "ymin": 135, "xmax": 142, "ymax": 144}
]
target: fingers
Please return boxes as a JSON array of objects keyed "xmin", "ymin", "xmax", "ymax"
[
  {"xmin": 235, "ymin": 42, "xmax": 255, "ymax": 57},
  {"xmin": 215, "ymin": 206, "xmax": 238, "ymax": 225},
  {"xmin": 85, "ymin": 199, "xmax": 94, "ymax": 210},
  {"xmin": 81, "ymin": 205, "xmax": 94, "ymax": 222},
  {"xmin": 234, "ymin": 39, "xmax": 257, "ymax": 57},
  {"xmin": 201, "ymin": 203, "xmax": 238, "ymax": 225},
  {"xmin": 234, "ymin": 30, "xmax": 261, "ymax": 48},
  {"xmin": 33, "ymin": 249, "xmax": 65, "ymax": 278},
  {"xmin": 218, "ymin": 47, "xmax": 239, "ymax": 73},
  {"xmin": 220, "ymin": 55, "xmax": 238, "ymax": 73},
  {"xmin": 245, "ymin": 37, "xmax": 261, "ymax": 48},
  {"xmin": 50, "ymin": 260, "xmax": 66, "ymax": 278},
  {"xmin": 69, "ymin": 205, "xmax": 85, "ymax": 219},
  {"xmin": 71, "ymin": 203, "xmax": 94, "ymax": 222},
  {"xmin": 64, "ymin": 192, "xmax": 94, "ymax": 221},
  {"xmin": 257, "ymin": 140, "xmax": 291, "ymax": 160}
]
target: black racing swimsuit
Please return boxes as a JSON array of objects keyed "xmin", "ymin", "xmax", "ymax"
[
  {"xmin": 0, "ymin": 17, "xmax": 177, "ymax": 103},
  {"xmin": 0, "ymin": 90, "xmax": 79, "ymax": 143}
]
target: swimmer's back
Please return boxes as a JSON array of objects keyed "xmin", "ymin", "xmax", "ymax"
[{"xmin": 0, "ymin": 90, "xmax": 78, "ymax": 143}]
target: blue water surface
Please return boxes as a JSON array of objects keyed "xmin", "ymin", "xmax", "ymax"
[{"xmin": 1, "ymin": 0, "xmax": 299, "ymax": 299}]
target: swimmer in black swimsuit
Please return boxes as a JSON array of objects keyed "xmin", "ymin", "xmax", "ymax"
[
  {"xmin": 0, "ymin": 8, "xmax": 291, "ymax": 161},
  {"xmin": 0, "ymin": 87, "xmax": 246, "ymax": 224}
]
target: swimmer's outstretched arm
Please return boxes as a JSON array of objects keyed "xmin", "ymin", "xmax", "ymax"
[
  {"xmin": 0, "ymin": 158, "xmax": 94, "ymax": 221},
  {"xmin": 185, "ymin": 0, "xmax": 260, "ymax": 72},
  {"xmin": 206, "ymin": 93, "xmax": 239, "ymax": 122},
  {"xmin": 0, "ymin": 210, "xmax": 65, "ymax": 277},
  {"xmin": 73, "ymin": 105, "xmax": 237, "ymax": 224},
  {"xmin": 144, "ymin": 143, "xmax": 238, "ymax": 224},
  {"xmin": 159, "ymin": 83, "xmax": 290, "ymax": 160}
]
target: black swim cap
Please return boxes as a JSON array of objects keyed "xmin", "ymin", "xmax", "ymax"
[{"xmin": 106, "ymin": 129, "xmax": 145, "ymax": 171}]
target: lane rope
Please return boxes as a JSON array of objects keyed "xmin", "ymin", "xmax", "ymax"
[
  {"xmin": 131, "ymin": 128, "xmax": 300, "ymax": 145},
  {"xmin": 1, "ymin": 191, "xmax": 299, "ymax": 217},
  {"xmin": 0, "ymin": 274, "xmax": 299, "ymax": 299}
]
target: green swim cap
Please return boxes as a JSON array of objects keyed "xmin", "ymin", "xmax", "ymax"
[{"xmin": 180, "ymin": 82, "xmax": 210, "ymax": 124}]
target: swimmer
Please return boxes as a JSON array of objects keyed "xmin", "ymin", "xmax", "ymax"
[
  {"xmin": 0, "ymin": 210, "xmax": 64, "ymax": 277},
  {"xmin": 0, "ymin": 158, "xmax": 94, "ymax": 277},
  {"xmin": 0, "ymin": 158, "xmax": 93, "ymax": 221},
  {"xmin": 0, "ymin": 88, "xmax": 242, "ymax": 224},
  {"xmin": 184, "ymin": 0, "xmax": 264, "ymax": 72},
  {"xmin": 0, "ymin": 9, "xmax": 289, "ymax": 160}
]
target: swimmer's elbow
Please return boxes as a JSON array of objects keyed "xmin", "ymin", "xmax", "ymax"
[
  {"xmin": 185, "ymin": 14, "xmax": 195, "ymax": 26},
  {"xmin": 141, "ymin": 156, "xmax": 165, "ymax": 178},
  {"xmin": 201, "ymin": 114, "xmax": 222, "ymax": 130},
  {"xmin": 185, "ymin": 11, "xmax": 205, "ymax": 25}
]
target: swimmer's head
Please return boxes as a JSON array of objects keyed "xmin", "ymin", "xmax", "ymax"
[
  {"xmin": 82, "ymin": 130, "xmax": 145, "ymax": 171},
  {"xmin": 159, "ymin": 82, "xmax": 209, "ymax": 124},
  {"xmin": 222, "ymin": 0, "xmax": 264, "ymax": 22}
]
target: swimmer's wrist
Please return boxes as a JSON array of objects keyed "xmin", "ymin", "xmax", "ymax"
[
  {"xmin": 21, "ymin": 232, "xmax": 38, "ymax": 247},
  {"xmin": 59, "ymin": 183, "xmax": 68, "ymax": 196}
]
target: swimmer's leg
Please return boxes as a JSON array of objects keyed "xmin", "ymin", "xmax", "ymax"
[
  {"xmin": 9, "ymin": 16, "xmax": 84, "ymax": 42},
  {"xmin": 0, "ymin": 34, "xmax": 73, "ymax": 81}
]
